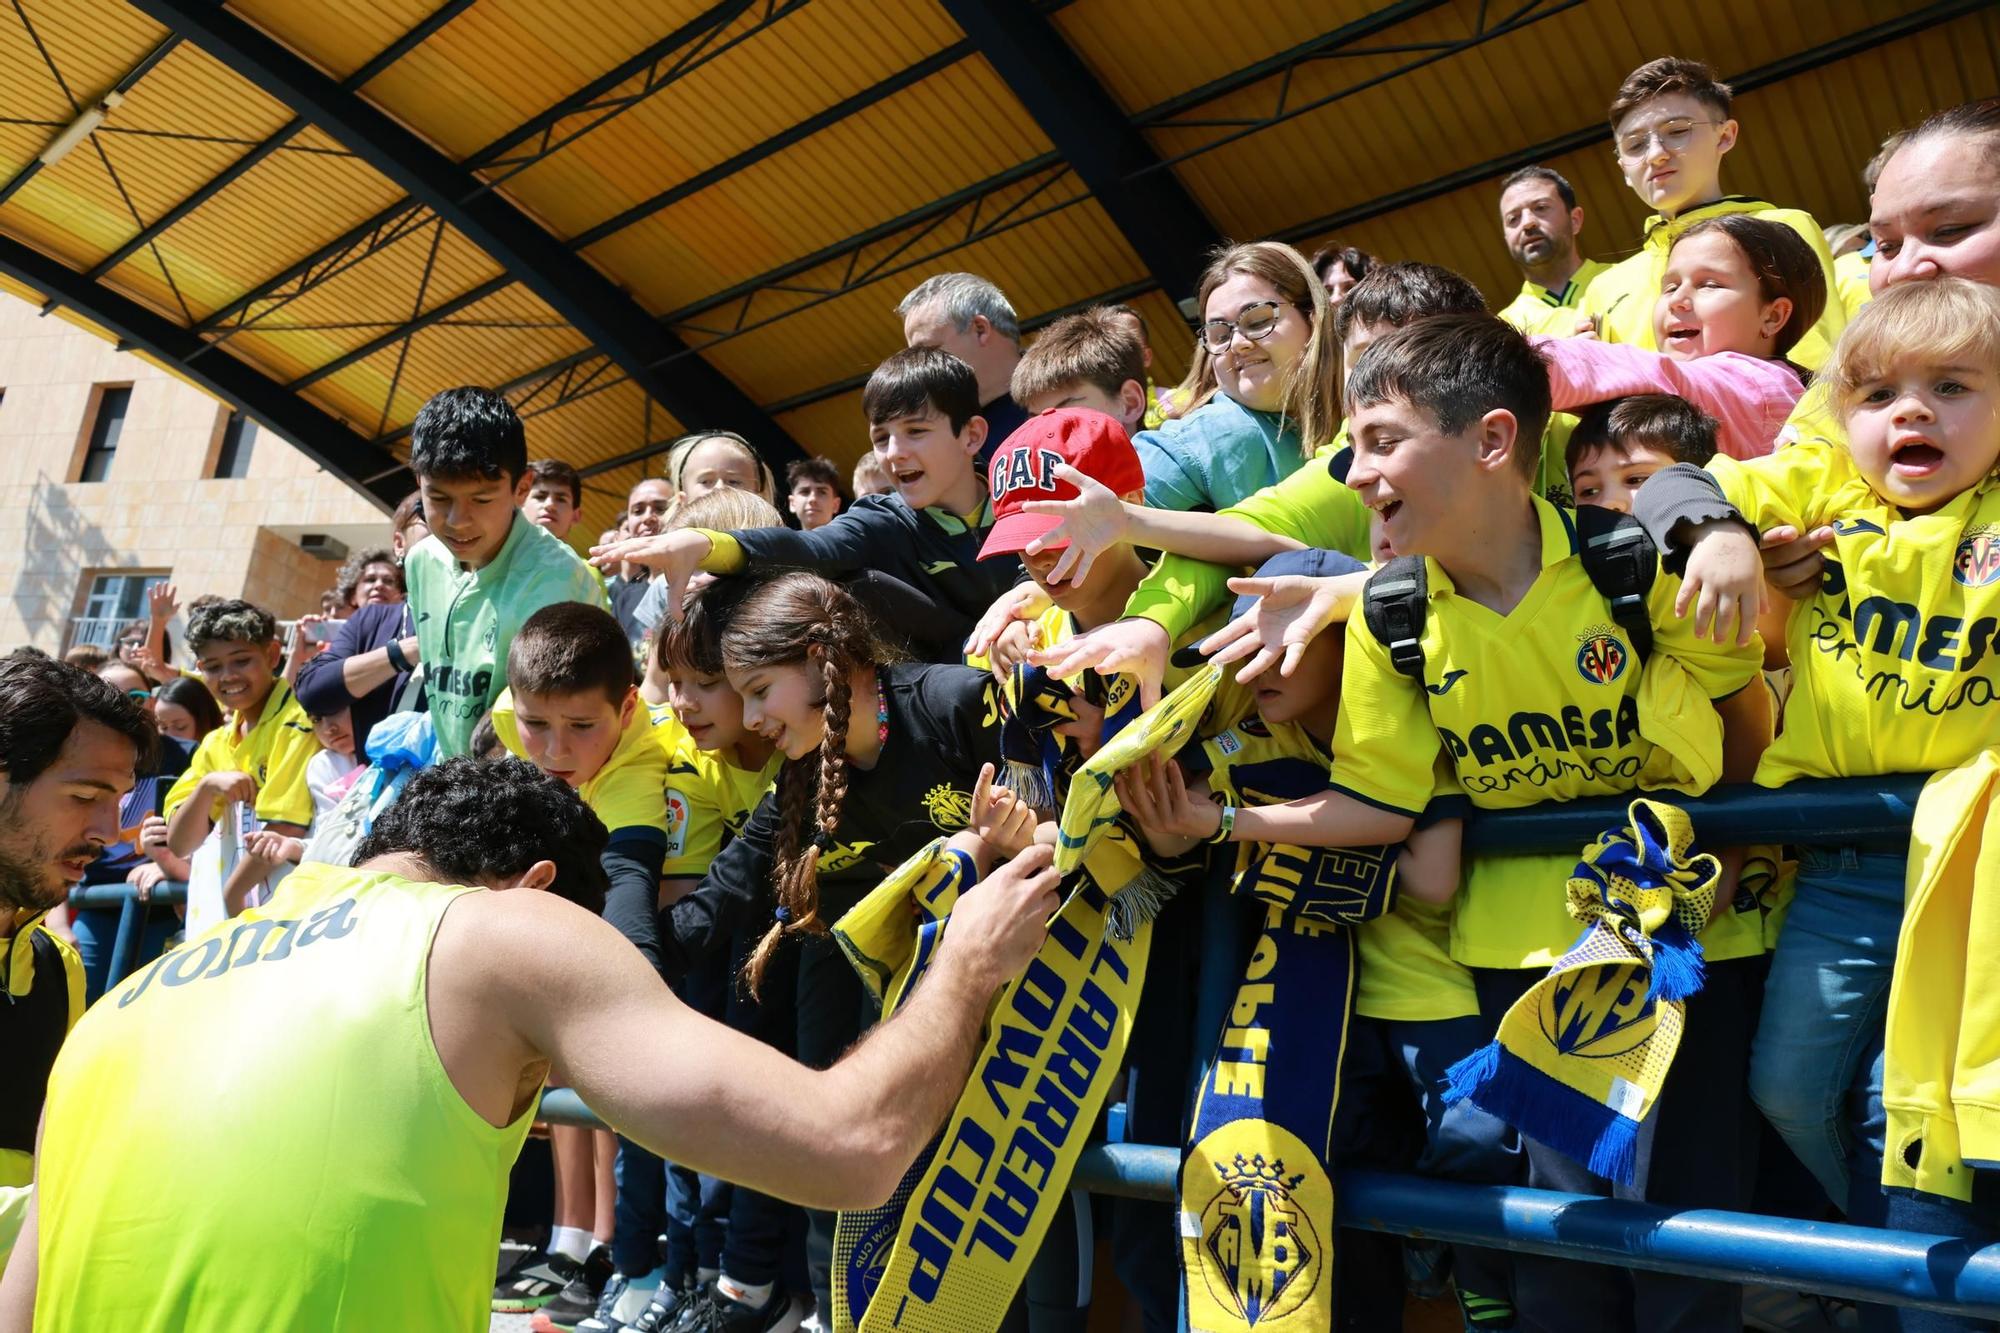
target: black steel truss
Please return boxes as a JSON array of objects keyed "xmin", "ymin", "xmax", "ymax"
[
  {"xmin": 131, "ymin": 0, "xmax": 806, "ymax": 463},
  {"xmin": 0, "ymin": 27, "xmax": 181, "ymax": 208},
  {"xmin": 0, "ymin": 231, "xmax": 411, "ymax": 507},
  {"xmin": 936, "ymin": 0, "xmax": 1219, "ymax": 301},
  {"xmin": 82, "ymin": 0, "xmax": 478, "ymax": 285}
]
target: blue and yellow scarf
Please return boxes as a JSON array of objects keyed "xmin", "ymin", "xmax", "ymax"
[{"xmin": 1444, "ymin": 799, "xmax": 1718, "ymax": 1184}]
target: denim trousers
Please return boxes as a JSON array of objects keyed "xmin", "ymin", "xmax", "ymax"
[{"xmin": 1748, "ymin": 847, "xmax": 1908, "ymax": 1214}]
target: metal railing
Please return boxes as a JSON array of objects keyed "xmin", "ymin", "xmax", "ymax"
[{"xmin": 75, "ymin": 771, "xmax": 1989, "ymax": 1316}]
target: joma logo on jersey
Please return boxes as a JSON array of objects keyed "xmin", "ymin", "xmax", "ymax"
[
  {"xmin": 1539, "ymin": 963, "xmax": 1653, "ymax": 1057},
  {"xmin": 1955, "ymin": 531, "xmax": 2000, "ymax": 588},
  {"xmin": 1574, "ymin": 624, "xmax": 1629, "ymax": 685}
]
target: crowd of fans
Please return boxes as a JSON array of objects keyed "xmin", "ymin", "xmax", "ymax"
[{"xmin": 14, "ymin": 53, "xmax": 2000, "ymax": 1333}]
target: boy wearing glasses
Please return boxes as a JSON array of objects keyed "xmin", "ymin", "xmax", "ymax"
[{"xmin": 1579, "ymin": 57, "xmax": 1847, "ymax": 370}]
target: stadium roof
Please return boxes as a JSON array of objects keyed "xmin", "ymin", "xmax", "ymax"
[{"xmin": 1, "ymin": 0, "xmax": 1994, "ymax": 537}]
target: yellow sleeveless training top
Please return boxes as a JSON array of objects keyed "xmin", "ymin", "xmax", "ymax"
[{"xmin": 34, "ymin": 863, "xmax": 537, "ymax": 1332}]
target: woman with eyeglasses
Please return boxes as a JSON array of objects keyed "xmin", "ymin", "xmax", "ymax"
[
  {"xmin": 61, "ymin": 663, "xmax": 195, "ymax": 1002},
  {"xmin": 1135, "ymin": 240, "xmax": 1342, "ymax": 514}
]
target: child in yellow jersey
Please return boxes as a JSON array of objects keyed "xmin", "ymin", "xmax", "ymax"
[
  {"xmin": 162, "ymin": 599, "xmax": 319, "ymax": 916},
  {"xmin": 485, "ymin": 602, "xmax": 667, "ymax": 1312},
  {"xmin": 579, "ymin": 585, "xmax": 787, "ymax": 1333},
  {"xmin": 1581, "ymin": 57, "xmax": 1845, "ymax": 372},
  {"xmin": 1199, "ymin": 316, "xmax": 1768, "ymax": 1332},
  {"xmin": 1118, "ymin": 547, "xmax": 1497, "ymax": 1327},
  {"xmin": 1636, "ymin": 278, "xmax": 2000, "ymax": 1246}
]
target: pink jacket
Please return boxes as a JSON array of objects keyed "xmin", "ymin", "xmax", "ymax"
[{"xmin": 1532, "ymin": 335, "xmax": 1803, "ymax": 459}]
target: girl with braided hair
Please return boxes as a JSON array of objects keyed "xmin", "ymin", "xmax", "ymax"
[{"xmin": 652, "ymin": 570, "xmax": 1017, "ymax": 1328}]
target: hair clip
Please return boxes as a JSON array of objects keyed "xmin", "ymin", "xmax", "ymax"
[{"xmin": 774, "ymin": 906, "xmax": 792, "ymax": 924}]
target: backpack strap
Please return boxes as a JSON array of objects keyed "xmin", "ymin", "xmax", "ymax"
[
  {"xmin": 1574, "ymin": 505, "xmax": 1658, "ymax": 666},
  {"xmin": 1361, "ymin": 557, "xmax": 1430, "ymax": 682}
]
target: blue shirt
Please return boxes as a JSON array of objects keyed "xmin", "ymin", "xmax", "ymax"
[{"xmin": 1134, "ymin": 392, "xmax": 1304, "ymax": 512}]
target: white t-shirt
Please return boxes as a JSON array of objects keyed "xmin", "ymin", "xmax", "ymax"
[{"xmin": 306, "ymin": 750, "xmax": 361, "ymax": 821}]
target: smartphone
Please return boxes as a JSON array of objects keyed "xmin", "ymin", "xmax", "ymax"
[{"xmin": 304, "ymin": 620, "xmax": 336, "ymax": 644}]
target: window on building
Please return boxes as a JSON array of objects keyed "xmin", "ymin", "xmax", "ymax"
[
  {"xmin": 77, "ymin": 385, "xmax": 132, "ymax": 483},
  {"xmin": 70, "ymin": 571, "xmax": 167, "ymax": 651},
  {"xmin": 214, "ymin": 410, "xmax": 257, "ymax": 479}
]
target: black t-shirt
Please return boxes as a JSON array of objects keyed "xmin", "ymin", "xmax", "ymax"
[{"xmin": 659, "ymin": 663, "xmax": 1002, "ymax": 982}]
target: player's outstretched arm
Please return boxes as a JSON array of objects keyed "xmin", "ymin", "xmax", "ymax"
[{"xmin": 440, "ymin": 845, "xmax": 1060, "ymax": 1212}]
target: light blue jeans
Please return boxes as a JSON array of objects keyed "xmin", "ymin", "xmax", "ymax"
[{"xmin": 1748, "ymin": 846, "xmax": 1907, "ymax": 1212}]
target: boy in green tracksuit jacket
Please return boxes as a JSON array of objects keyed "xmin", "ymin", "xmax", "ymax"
[{"xmin": 402, "ymin": 387, "xmax": 605, "ymax": 757}]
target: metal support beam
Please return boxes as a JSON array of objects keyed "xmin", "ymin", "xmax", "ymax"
[
  {"xmin": 131, "ymin": 0, "xmax": 805, "ymax": 464},
  {"xmin": 0, "ymin": 233, "xmax": 410, "ymax": 509},
  {"xmin": 0, "ymin": 35, "xmax": 181, "ymax": 208},
  {"xmin": 935, "ymin": 0, "xmax": 1219, "ymax": 302},
  {"xmin": 83, "ymin": 0, "xmax": 477, "ymax": 284},
  {"xmin": 1277, "ymin": 0, "xmax": 1986, "ymax": 247}
]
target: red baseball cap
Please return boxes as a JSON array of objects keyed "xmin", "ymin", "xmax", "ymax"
[{"xmin": 979, "ymin": 408, "xmax": 1147, "ymax": 560}]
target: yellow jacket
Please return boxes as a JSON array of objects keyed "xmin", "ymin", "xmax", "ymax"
[{"xmin": 1883, "ymin": 750, "xmax": 2000, "ymax": 1202}]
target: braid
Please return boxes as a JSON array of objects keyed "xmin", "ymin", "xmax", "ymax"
[{"xmin": 725, "ymin": 571, "xmax": 890, "ymax": 997}]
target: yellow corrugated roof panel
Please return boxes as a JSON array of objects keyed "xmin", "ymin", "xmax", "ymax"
[
  {"xmin": 583, "ymin": 54, "xmax": 1055, "ymax": 314},
  {"xmin": 774, "ymin": 386, "xmax": 870, "ymax": 468},
  {"xmin": 699, "ymin": 200, "xmax": 1145, "ymax": 404},
  {"xmin": 449, "ymin": 0, "xmax": 967, "ymax": 244},
  {"xmin": 230, "ymin": 0, "xmax": 437, "ymax": 83}
]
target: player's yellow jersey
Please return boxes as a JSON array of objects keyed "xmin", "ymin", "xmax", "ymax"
[
  {"xmin": 1709, "ymin": 440, "xmax": 2000, "ymax": 787},
  {"xmin": 162, "ymin": 679, "xmax": 319, "ymax": 827},
  {"xmin": 1330, "ymin": 496, "xmax": 1763, "ymax": 968},
  {"xmin": 1202, "ymin": 714, "xmax": 1475, "ymax": 1022},
  {"xmin": 1579, "ymin": 197, "xmax": 1846, "ymax": 372},
  {"xmin": 34, "ymin": 864, "xmax": 533, "ymax": 1332}
]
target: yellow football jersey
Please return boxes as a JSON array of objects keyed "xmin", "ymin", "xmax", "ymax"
[
  {"xmin": 491, "ymin": 689, "xmax": 667, "ymax": 837},
  {"xmin": 1709, "ymin": 441, "xmax": 2000, "ymax": 787},
  {"xmin": 1330, "ymin": 496, "xmax": 1763, "ymax": 968},
  {"xmin": 1496, "ymin": 258, "xmax": 1612, "ymax": 336},
  {"xmin": 162, "ymin": 679, "xmax": 319, "ymax": 828},
  {"xmin": 650, "ymin": 707, "xmax": 780, "ymax": 878}
]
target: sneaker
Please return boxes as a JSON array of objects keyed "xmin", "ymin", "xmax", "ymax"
[
  {"xmin": 619, "ymin": 1279, "xmax": 697, "ymax": 1333},
  {"xmin": 574, "ymin": 1269, "xmax": 663, "ymax": 1333},
  {"xmin": 667, "ymin": 1284, "xmax": 804, "ymax": 1333},
  {"xmin": 531, "ymin": 1246, "xmax": 615, "ymax": 1329},
  {"xmin": 494, "ymin": 1248, "xmax": 583, "ymax": 1313}
]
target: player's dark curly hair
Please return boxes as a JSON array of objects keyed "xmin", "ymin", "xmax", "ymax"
[{"xmin": 355, "ymin": 757, "xmax": 609, "ymax": 912}]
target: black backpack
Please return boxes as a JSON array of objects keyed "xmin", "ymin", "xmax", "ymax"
[{"xmin": 1361, "ymin": 506, "xmax": 1657, "ymax": 683}]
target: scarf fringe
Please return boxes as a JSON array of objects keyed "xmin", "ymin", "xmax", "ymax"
[
  {"xmin": 1645, "ymin": 922, "xmax": 1705, "ymax": 1004},
  {"xmin": 1105, "ymin": 867, "xmax": 1179, "ymax": 942},
  {"xmin": 1445, "ymin": 1042, "xmax": 1641, "ymax": 1186},
  {"xmin": 1001, "ymin": 759, "xmax": 1058, "ymax": 817}
]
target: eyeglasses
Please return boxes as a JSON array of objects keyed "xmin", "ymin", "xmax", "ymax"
[
  {"xmin": 1616, "ymin": 117, "xmax": 1722, "ymax": 161},
  {"xmin": 1199, "ymin": 300, "xmax": 1289, "ymax": 354}
]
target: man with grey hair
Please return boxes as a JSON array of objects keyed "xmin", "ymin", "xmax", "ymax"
[{"xmin": 897, "ymin": 272, "xmax": 1028, "ymax": 462}]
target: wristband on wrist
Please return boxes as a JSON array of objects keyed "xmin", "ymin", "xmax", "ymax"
[
  {"xmin": 1205, "ymin": 804, "xmax": 1238, "ymax": 845},
  {"xmin": 385, "ymin": 639, "xmax": 411, "ymax": 673}
]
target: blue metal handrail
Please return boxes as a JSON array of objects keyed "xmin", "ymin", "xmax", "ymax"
[
  {"xmin": 68, "ymin": 879, "xmax": 187, "ymax": 991},
  {"xmin": 72, "ymin": 772, "xmax": 1983, "ymax": 1316},
  {"xmin": 535, "ymin": 1091, "xmax": 2000, "ymax": 1317}
]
